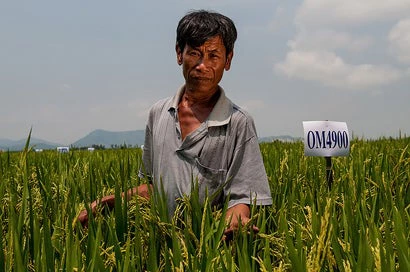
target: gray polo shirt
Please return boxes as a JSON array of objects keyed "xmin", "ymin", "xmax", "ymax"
[{"xmin": 140, "ymin": 86, "xmax": 272, "ymax": 215}]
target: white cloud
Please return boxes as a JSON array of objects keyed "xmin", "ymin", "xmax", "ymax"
[
  {"xmin": 274, "ymin": 1, "xmax": 410, "ymax": 91},
  {"xmin": 275, "ymin": 50, "xmax": 403, "ymax": 89},
  {"xmin": 389, "ymin": 18, "xmax": 410, "ymax": 64},
  {"xmin": 289, "ymin": 29, "xmax": 372, "ymax": 52},
  {"xmin": 295, "ymin": 0, "xmax": 410, "ymax": 27}
]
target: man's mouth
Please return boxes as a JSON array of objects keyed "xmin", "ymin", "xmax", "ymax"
[{"xmin": 192, "ymin": 77, "xmax": 211, "ymax": 81}]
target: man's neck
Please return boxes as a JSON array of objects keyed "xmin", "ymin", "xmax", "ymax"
[
  {"xmin": 177, "ymin": 86, "xmax": 221, "ymax": 140},
  {"xmin": 181, "ymin": 86, "xmax": 220, "ymax": 108}
]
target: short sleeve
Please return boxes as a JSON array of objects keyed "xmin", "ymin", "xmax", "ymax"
[{"xmin": 224, "ymin": 114, "xmax": 272, "ymax": 208}]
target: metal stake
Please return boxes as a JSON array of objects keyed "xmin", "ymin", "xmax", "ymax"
[{"xmin": 325, "ymin": 156, "xmax": 333, "ymax": 190}]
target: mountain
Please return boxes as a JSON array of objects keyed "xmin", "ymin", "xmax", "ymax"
[
  {"xmin": 71, "ymin": 129, "xmax": 145, "ymax": 148},
  {"xmin": 0, "ymin": 137, "xmax": 61, "ymax": 151}
]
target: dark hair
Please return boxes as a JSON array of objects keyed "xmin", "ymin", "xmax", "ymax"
[{"xmin": 176, "ymin": 10, "xmax": 237, "ymax": 55}]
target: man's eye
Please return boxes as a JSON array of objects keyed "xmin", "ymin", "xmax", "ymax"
[{"xmin": 189, "ymin": 51, "xmax": 200, "ymax": 57}]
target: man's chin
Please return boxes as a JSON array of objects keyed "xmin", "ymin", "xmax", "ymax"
[
  {"xmin": 193, "ymin": 82, "xmax": 210, "ymax": 88},
  {"xmin": 186, "ymin": 82, "xmax": 217, "ymax": 92}
]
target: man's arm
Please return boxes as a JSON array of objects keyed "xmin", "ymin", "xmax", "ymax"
[{"xmin": 77, "ymin": 184, "xmax": 152, "ymax": 227}]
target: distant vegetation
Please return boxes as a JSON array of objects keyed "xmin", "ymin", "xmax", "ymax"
[{"xmin": 0, "ymin": 137, "xmax": 409, "ymax": 270}]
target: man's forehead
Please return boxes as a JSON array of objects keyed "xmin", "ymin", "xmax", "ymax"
[{"xmin": 187, "ymin": 36, "xmax": 225, "ymax": 50}]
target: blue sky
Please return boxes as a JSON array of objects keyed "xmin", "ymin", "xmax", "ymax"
[{"xmin": 1, "ymin": 0, "xmax": 410, "ymax": 144}]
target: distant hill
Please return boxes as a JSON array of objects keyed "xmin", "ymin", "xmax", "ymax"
[
  {"xmin": 0, "ymin": 137, "xmax": 61, "ymax": 151},
  {"xmin": 71, "ymin": 129, "xmax": 145, "ymax": 148}
]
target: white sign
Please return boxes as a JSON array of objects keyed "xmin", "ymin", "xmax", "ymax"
[
  {"xmin": 303, "ymin": 121, "xmax": 350, "ymax": 157},
  {"xmin": 57, "ymin": 146, "xmax": 70, "ymax": 153}
]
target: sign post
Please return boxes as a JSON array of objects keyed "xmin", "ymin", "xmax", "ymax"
[
  {"xmin": 303, "ymin": 121, "xmax": 350, "ymax": 190},
  {"xmin": 325, "ymin": 156, "xmax": 333, "ymax": 190}
]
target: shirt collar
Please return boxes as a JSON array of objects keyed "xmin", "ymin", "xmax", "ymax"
[{"xmin": 169, "ymin": 85, "xmax": 233, "ymax": 127}]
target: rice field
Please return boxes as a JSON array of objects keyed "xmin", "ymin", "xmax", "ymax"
[{"xmin": 0, "ymin": 136, "xmax": 409, "ymax": 271}]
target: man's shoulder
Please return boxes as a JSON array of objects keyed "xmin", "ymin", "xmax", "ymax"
[
  {"xmin": 230, "ymin": 103, "xmax": 255, "ymax": 124},
  {"xmin": 223, "ymin": 100, "xmax": 258, "ymax": 139},
  {"xmin": 216, "ymin": 87, "xmax": 254, "ymax": 124}
]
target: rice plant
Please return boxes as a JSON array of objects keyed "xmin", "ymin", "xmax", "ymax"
[{"xmin": 0, "ymin": 136, "xmax": 409, "ymax": 271}]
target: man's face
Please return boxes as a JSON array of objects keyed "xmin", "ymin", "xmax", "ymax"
[{"xmin": 176, "ymin": 35, "xmax": 233, "ymax": 94}]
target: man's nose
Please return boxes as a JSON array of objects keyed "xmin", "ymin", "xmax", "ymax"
[{"xmin": 196, "ymin": 57, "xmax": 208, "ymax": 70}]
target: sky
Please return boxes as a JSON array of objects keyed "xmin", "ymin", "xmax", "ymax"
[{"xmin": 1, "ymin": 0, "xmax": 410, "ymax": 145}]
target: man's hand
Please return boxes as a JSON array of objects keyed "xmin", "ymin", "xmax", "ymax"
[
  {"xmin": 223, "ymin": 203, "xmax": 258, "ymax": 241},
  {"xmin": 77, "ymin": 195, "xmax": 115, "ymax": 228}
]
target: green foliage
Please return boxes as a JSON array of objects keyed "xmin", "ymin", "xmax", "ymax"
[{"xmin": 0, "ymin": 137, "xmax": 409, "ymax": 271}]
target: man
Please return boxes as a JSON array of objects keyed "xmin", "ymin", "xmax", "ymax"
[{"xmin": 78, "ymin": 10, "xmax": 272, "ymax": 235}]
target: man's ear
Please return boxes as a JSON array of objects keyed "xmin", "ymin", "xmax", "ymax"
[
  {"xmin": 176, "ymin": 44, "xmax": 183, "ymax": 65},
  {"xmin": 225, "ymin": 51, "xmax": 234, "ymax": 71}
]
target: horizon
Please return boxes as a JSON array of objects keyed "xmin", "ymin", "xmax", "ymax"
[
  {"xmin": 1, "ymin": 128, "xmax": 301, "ymax": 145},
  {"xmin": 1, "ymin": 128, "xmax": 408, "ymax": 148}
]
